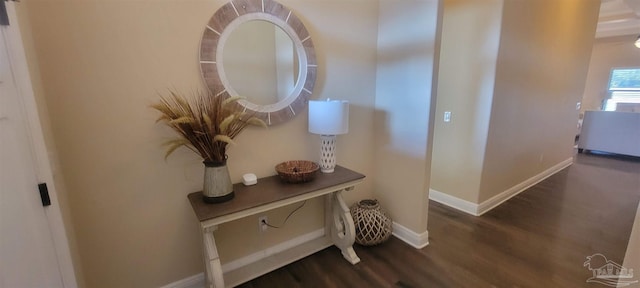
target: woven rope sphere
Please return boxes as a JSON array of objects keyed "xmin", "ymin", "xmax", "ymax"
[{"xmin": 350, "ymin": 199, "xmax": 392, "ymax": 246}]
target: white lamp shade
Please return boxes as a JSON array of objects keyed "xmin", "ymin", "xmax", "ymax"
[{"xmin": 308, "ymin": 100, "xmax": 349, "ymax": 135}]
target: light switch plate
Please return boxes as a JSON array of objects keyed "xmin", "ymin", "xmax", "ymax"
[{"xmin": 444, "ymin": 111, "xmax": 452, "ymax": 122}]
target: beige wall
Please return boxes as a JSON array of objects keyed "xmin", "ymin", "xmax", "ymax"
[
  {"xmin": 479, "ymin": 0, "xmax": 599, "ymax": 202},
  {"xmin": 17, "ymin": 0, "xmax": 379, "ymax": 287},
  {"xmin": 582, "ymin": 35, "xmax": 640, "ymax": 114},
  {"xmin": 14, "ymin": 0, "xmax": 598, "ymax": 285},
  {"xmin": 431, "ymin": 0, "xmax": 599, "ymax": 205},
  {"xmin": 430, "ymin": 0, "xmax": 502, "ymax": 203},
  {"xmin": 374, "ymin": 0, "xmax": 442, "ymax": 233}
]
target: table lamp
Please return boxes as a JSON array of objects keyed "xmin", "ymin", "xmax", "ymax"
[{"xmin": 308, "ymin": 99, "xmax": 349, "ymax": 173}]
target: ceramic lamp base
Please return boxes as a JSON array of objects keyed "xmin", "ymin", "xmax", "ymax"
[{"xmin": 320, "ymin": 135, "xmax": 337, "ymax": 173}]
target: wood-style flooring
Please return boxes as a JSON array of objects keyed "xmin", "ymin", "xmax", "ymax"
[{"xmin": 238, "ymin": 153, "xmax": 640, "ymax": 287}]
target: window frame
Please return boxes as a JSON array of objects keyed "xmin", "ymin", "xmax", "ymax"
[
  {"xmin": 604, "ymin": 67, "xmax": 640, "ymax": 111},
  {"xmin": 608, "ymin": 67, "xmax": 640, "ymax": 92}
]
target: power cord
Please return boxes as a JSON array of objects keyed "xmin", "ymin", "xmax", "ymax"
[{"xmin": 261, "ymin": 200, "xmax": 307, "ymax": 229}]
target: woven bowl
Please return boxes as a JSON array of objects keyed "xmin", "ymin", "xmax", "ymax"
[{"xmin": 275, "ymin": 160, "xmax": 320, "ymax": 183}]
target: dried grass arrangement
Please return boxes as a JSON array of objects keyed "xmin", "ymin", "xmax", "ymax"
[{"xmin": 151, "ymin": 90, "xmax": 266, "ymax": 163}]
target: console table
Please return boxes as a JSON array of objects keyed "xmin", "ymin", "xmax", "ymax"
[{"xmin": 187, "ymin": 165, "xmax": 365, "ymax": 288}]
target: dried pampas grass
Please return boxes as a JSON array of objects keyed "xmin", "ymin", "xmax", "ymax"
[{"xmin": 151, "ymin": 89, "xmax": 266, "ymax": 163}]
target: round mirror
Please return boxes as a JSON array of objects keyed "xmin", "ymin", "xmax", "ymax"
[
  {"xmin": 199, "ymin": 0, "xmax": 317, "ymax": 126},
  {"xmin": 223, "ymin": 20, "xmax": 299, "ymax": 106}
]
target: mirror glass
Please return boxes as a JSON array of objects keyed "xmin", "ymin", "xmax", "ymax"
[{"xmin": 222, "ymin": 20, "xmax": 299, "ymax": 105}]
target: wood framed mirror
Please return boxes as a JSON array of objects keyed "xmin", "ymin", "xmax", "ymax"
[{"xmin": 200, "ymin": 0, "xmax": 317, "ymax": 126}]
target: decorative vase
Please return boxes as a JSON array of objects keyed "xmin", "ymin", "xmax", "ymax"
[
  {"xmin": 350, "ymin": 199, "xmax": 392, "ymax": 246},
  {"xmin": 202, "ymin": 161, "xmax": 234, "ymax": 203}
]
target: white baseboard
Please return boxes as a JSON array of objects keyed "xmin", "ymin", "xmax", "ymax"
[
  {"xmin": 429, "ymin": 189, "xmax": 479, "ymax": 215},
  {"xmin": 476, "ymin": 157, "xmax": 573, "ymax": 215},
  {"xmin": 392, "ymin": 222, "xmax": 429, "ymax": 249},
  {"xmin": 159, "ymin": 273, "xmax": 204, "ymax": 288},
  {"xmin": 163, "ymin": 222, "xmax": 433, "ymax": 287},
  {"xmin": 160, "ymin": 228, "xmax": 325, "ymax": 288},
  {"xmin": 222, "ymin": 228, "xmax": 325, "ymax": 273},
  {"xmin": 619, "ymin": 201, "xmax": 640, "ymax": 288},
  {"xmin": 429, "ymin": 157, "xmax": 573, "ymax": 216}
]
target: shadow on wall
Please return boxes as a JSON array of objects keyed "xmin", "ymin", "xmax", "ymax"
[{"xmin": 373, "ymin": 109, "xmax": 431, "ymax": 232}]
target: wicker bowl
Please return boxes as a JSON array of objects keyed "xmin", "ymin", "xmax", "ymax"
[{"xmin": 275, "ymin": 160, "xmax": 320, "ymax": 183}]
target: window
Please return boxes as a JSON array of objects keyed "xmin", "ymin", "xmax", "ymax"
[{"xmin": 605, "ymin": 68, "xmax": 640, "ymax": 112}]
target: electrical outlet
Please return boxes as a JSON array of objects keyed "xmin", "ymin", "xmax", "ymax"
[{"xmin": 258, "ymin": 216, "xmax": 268, "ymax": 232}]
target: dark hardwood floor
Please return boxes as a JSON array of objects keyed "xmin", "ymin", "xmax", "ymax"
[{"xmin": 238, "ymin": 153, "xmax": 640, "ymax": 287}]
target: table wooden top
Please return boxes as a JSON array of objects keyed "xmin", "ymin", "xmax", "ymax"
[{"xmin": 187, "ymin": 165, "xmax": 365, "ymax": 222}]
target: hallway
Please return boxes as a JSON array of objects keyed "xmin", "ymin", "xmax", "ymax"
[
  {"xmin": 239, "ymin": 153, "xmax": 640, "ymax": 287},
  {"xmin": 424, "ymin": 152, "xmax": 640, "ymax": 287}
]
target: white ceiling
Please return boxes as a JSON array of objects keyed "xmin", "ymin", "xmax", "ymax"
[{"xmin": 597, "ymin": 0, "xmax": 640, "ymax": 38}]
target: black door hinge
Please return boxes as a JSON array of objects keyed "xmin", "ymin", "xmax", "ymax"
[
  {"xmin": 0, "ymin": 0, "xmax": 9, "ymax": 26},
  {"xmin": 38, "ymin": 183, "xmax": 51, "ymax": 207},
  {"xmin": 1, "ymin": 0, "xmax": 19, "ymax": 26}
]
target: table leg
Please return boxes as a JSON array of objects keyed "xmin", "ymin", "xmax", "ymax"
[
  {"xmin": 325, "ymin": 189, "xmax": 361, "ymax": 264},
  {"xmin": 202, "ymin": 225, "xmax": 224, "ymax": 288}
]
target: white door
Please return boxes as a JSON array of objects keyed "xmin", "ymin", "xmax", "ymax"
[{"xmin": 0, "ymin": 23, "xmax": 65, "ymax": 288}]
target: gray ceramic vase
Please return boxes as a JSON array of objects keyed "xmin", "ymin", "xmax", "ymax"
[{"xmin": 202, "ymin": 161, "xmax": 234, "ymax": 203}]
